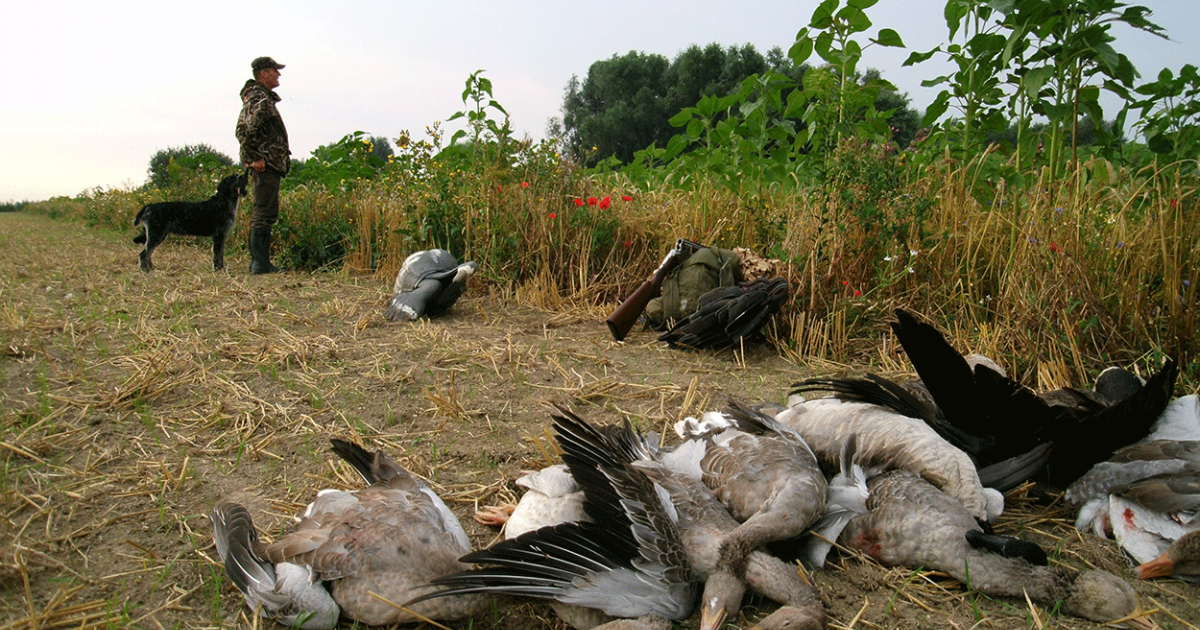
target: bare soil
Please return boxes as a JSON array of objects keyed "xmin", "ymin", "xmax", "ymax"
[{"xmin": 1, "ymin": 212, "xmax": 1197, "ymax": 630}]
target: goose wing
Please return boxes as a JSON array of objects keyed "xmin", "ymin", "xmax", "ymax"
[
  {"xmin": 417, "ymin": 410, "xmax": 698, "ymax": 622},
  {"xmin": 891, "ymin": 309, "xmax": 1060, "ymax": 464},
  {"xmin": 659, "ymin": 278, "xmax": 788, "ymax": 350},
  {"xmin": 1044, "ymin": 358, "xmax": 1178, "ymax": 486},
  {"xmin": 211, "ymin": 501, "xmax": 339, "ymax": 630}
]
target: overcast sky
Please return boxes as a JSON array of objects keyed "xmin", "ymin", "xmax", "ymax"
[{"xmin": 2, "ymin": 1, "xmax": 1195, "ymax": 202}]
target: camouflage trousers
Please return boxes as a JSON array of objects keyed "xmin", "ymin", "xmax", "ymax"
[{"xmin": 249, "ymin": 169, "xmax": 282, "ymax": 229}]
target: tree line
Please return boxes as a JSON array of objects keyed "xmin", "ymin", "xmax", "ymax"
[{"xmin": 550, "ymin": 42, "xmax": 921, "ymax": 167}]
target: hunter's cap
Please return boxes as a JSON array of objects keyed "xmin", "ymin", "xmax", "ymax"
[{"xmin": 251, "ymin": 57, "xmax": 285, "ymax": 72}]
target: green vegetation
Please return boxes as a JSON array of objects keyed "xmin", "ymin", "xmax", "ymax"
[
  {"xmin": 146, "ymin": 143, "xmax": 236, "ymax": 194},
  {"xmin": 20, "ymin": 0, "xmax": 1199, "ymax": 382}
]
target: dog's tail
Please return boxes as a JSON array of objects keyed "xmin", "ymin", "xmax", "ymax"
[{"xmin": 132, "ymin": 206, "xmax": 148, "ymax": 243}]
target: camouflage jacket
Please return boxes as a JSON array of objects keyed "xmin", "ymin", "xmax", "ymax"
[{"xmin": 236, "ymin": 79, "xmax": 291, "ymax": 174}]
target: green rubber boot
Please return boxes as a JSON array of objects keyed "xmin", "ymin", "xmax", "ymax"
[{"xmin": 249, "ymin": 228, "xmax": 281, "ymax": 274}]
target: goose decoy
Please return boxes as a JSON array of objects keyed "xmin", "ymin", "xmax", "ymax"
[
  {"xmin": 670, "ymin": 400, "xmax": 828, "ymax": 556},
  {"xmin": 841, "ymin": 470, "xmax": 1155, "ymax": 628},
  {"xmin": 775, "ymin": 392, "xmax": 1003, "ymax": 523},
  {"xmin": 383, "ymin": 249, "xmax": 478, "ymax": 321},
  {"xmin": 419, "ymin": 409, "xmax": 827, "ymax": 630},
  {"xmin": 658, "ymin": 277, "xmax": 789, "ymax": 350},
  {"xmin": 1137, "ymin": 528, "xmax": 1200, "ymax": 581},
  {"xmin": 210, "ymin": 438, "xmax": 486, "ymax": 628},
  {"xmin": 885, "ymin": 308, "xmax": 1178, "ymax": 488}
]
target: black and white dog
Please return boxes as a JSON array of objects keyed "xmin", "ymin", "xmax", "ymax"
[{"xmin": 133, "ymin": 171, "xmax": 249, "ymax": 272}]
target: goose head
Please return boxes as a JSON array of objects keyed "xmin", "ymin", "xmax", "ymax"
[
  {"xmin": 1137, "ymin": 529, "xmax": 1200, "ymax": 580},
  {"xmin": 747, "ymin": 604, "xmax": 827, "ymax": 630},
  {"xmin": 698, "ymin": 568, "xmax": 746, "ymax": 630},
  {"xmin": 1066, "ymin": 570, "xmax": 1157, "ymax": 629}
]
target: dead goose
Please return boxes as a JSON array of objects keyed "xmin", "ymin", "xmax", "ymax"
[
  {"xmin": 472, "ymin": 463, "xmax": 606, "ymax": 630},
  {"xmin": 1069, "ymin": 439, "xmax": 1200, "ymax": 530},
  {"xmin": 1067, "ymin": 395, "xmax": 1200, "ymax": 563},
  {"xmin": 383, "ymin": 249, "xmax": 478, "ymax": 322},
  {"xmin": 886, "ymin": 308, "xmax": 1178, "ymax": 488},
  {"xmin": 792, "ymin": 365, "xmax": 1044, "ymax": 492},
  {"xmin": 414, "ymin": 410, "xmax": 704, "ymax": 629},
  {"xmin": 1069, "ymin": 444, "xmax": 1200, "ymax": 565},
  {"xmin": 775, "ymin": 391, "xmax": 1003, "ymax": 523},
  {"xmin": 670, "ymin": 400, "xmax": 828, "ymax": 556},
  {"xmin": 841, "ymin": 470, "xmax": 1155, "ymax": 628},
  {"xmin": 1108, "ymin": 470, "xmax": 1200, "ymax": 564},
  {"xmin": 473, "ymin": 464, "xmax": 590, "ymax": 539},
  {"xmin": 210, "ymin": 438, "xmax": 486, "ymax": 628},
  {"xmin": 210, "ymin": 503, "xmax": 337, "ymax": 629},
  {"xmin": 658, "ymin": 277, "xmax": 789, "ymax": 350},
  {"xmin": 803, "ymin": 434, "xmax": 870, "ymax": 569},
  {"xmin": 1137, "ymin": 528, "xmax": 1200, "ymax": 581},
  {"xmin": 420, "ymin": 409, "xmax": 826, "ymax": 630}
]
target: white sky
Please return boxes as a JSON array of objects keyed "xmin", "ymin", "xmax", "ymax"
[{"xmin": 2, "ymin": 1, "xmax": 1195, "ymax": 202}]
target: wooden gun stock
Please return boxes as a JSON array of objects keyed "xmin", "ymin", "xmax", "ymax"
[{"xmin": 605, "ymin": 239, "xmax": 704, "ymax": 341}]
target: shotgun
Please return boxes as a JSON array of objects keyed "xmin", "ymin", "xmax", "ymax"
[{"xmin": 605, "ymin": 238, "xmax": 706, "ymax": 341}]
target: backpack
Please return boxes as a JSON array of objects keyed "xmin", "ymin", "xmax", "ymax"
[{"xmin": 645, "ymin": 246, "xmax": 742, "ymax": 330}]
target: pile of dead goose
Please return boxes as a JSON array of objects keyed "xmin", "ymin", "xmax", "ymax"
[{"xmin": 211, "ymin": 309, "xmax": 1197, "ymax": 629}]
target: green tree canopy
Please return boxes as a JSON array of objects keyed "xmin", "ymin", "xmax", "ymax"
[
  {"xmin": 368, "ymin": 135, "xmax": 394, "ymax": 163},
  {"xmin": 146, "ymin": 144, "xmax": 235, "ymax": 189},
  {"xmin": 561, "ymin": 42, "xmax": 919, "ymax": 166},
  {"xmin": 562, "ymin": 50, "xmax": 672, "ymax": 166}
]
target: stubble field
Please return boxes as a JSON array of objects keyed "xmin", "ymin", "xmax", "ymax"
[{"xmin": 1, "ymin": 212, "xmax": 1197, "ymax": 630}]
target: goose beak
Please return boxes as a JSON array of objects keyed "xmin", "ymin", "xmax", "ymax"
[
  {"xmin": 1135, "ymin": 553, "xmax": 1176, "ymax": 580},
  {"xmin": 699, "ymin": 606, "xmax": 728, "ymax": 630},
  {"xmin": 1123, "ymin": 614, "xmax": 1162, "ymax": 630}
]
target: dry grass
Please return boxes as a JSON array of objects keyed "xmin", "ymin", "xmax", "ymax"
[{"xmin": 1, "ymin": 212, "xmax": 1197, "ymax": 630}]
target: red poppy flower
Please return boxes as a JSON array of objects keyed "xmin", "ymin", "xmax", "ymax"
[
  {"xmin": 623, "ymin": 240, "xmax": 632, "ymax": 247},
  {"xmin": 854, "ymin": 290, "xmax": 861, "ymax": 297},
  {"xmin": 599, "ymin": 196, "xmax": 611, "ymax": 210},
  {"xmin": 842, "ymin": 280, "xmax": 848, "ymax": 286},
  {"xmin": 622, "ymin": 195, "xmax": 633, "ymax": 201},
  {"xmin": 549, "ymin": 213, "xmax": 557, "ymax": 219},
  {"xmin": 574, "ymin": 198, "xmax": 583, "ymax": 207},
  {"xmin": 521, "ymin": 181, "xmax": 530, "ymax": 188},
  {"xmin": 587, "ymin": 197, "xmax": 598, "ymax": 206}
]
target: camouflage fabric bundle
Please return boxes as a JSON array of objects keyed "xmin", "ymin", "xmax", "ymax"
[{"xmin": 645, "ymin": 246, "xmax": 741, "ymax": 330}]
